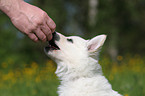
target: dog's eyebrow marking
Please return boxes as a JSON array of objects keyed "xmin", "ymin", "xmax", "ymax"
[{"xmin": 67, "ymin": 38, "xmax": 73, "ymax": 43}]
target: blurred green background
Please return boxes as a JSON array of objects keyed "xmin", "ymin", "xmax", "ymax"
[{"xmin": 0, "ymin": 0, "xmax": 145, "ymax": 96}]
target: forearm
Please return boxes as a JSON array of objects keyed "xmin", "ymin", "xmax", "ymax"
[{"xmin": 0, "ymin": 0, "xmax": 23, "ymax": 17}]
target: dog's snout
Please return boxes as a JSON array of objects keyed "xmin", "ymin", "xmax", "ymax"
[{"xmin": 53, "ymin": 31, "xmax": 60, "ymax": 41}]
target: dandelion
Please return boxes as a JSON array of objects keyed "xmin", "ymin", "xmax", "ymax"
[
  {"xmin": 23, "ymin": 68, "xmax": 35, "ymax": 76},
  {"xmin": 2, "ymin": 71, "xmax": 14, "ymax": 81}
]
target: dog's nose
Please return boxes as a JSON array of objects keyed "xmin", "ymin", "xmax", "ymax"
[{"xmin": 53, "ymin": 31, "xmax": 60, "ymax": 41}]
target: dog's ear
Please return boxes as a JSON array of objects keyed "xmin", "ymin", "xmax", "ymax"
[{"xmin": 87, "ymin": 35, "xmax": 107, "ymax": 53}]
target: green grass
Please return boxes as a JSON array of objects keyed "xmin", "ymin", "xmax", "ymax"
[
  {"xmin": 0, "ymin": 79, "xmax": 59, "ymax": 96},
  {"xmin": 108, "ymin": 72, "xmax": 145, "ymax": 96},
  {"xmin": 0, "ymin": 55, "xmax": 145, "ymax": 96}
]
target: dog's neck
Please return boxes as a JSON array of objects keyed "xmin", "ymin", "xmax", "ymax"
[{"xmin": 55, "ymin": 57, "xmax": 102, "ymax": 82}]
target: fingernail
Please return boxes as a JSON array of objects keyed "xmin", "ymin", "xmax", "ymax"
[
  {"xmin": 42, "ymin": 36, "xmax": 47, "ymax": 42},
  {"xmin": 48, "ymin": 35, "xmax": 52, "ymax": 41},
  {"xmin": 34, "ymin": 38, "xmax": 38, "ymax": 42}
]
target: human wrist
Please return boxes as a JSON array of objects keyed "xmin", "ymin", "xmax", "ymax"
[{"xmin": 0, "ymin": 0, "xmax": 23, "ymax": 18}]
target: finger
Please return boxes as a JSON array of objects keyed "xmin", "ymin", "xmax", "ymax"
[
  {"xmin": 40, "ymin": 23, "xmax": 52, "ymax": 41},
  {"xmin": 47, "ymin": 32, "xmax": 52, "ymax": 41},
  {"xmin": 35, "ymin": 28, "xmax": 47, "ymax": 42},
  {"xmin": 27, "ymin": 33, "xmax": 39, "ymax": 42},
  {"xmin": 46, "ymin": 15, "xmax": 56, "ymax": 32}
]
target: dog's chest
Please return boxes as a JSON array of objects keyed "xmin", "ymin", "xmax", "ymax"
[{"xmin": 57, "ymin": 76, "xmax": 119, "ymax": 96}]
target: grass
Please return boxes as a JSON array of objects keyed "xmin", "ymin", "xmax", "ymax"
[{"xmin": 0, "ymin": 55, "xmax": 145, "ymax": 96}]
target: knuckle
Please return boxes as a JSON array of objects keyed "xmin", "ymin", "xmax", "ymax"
[
  {"xmin": 41, "ymin": 11, "xmax": 47, "ymax": 18},
  {"xmin": 36, "ymin": 20, "xmax": 43, "ymax": 26},
  {"xmin": 31, "ymin": 25, "xmax": 38, "ymax": 31},
  {"xmin": 33, "ymin": 18, "xmax": 43, "ymax": 27},
  {"xmin": 43, "ymin": 12, "xmax": 47, "ymax": 16},
  {"xmin": 28, "ymin": 33, "xmax": 33, "ymax": 38},
  {"xmin": 24, "ymin": 30, "xmax": 30, "ymax": 35},
  {"xmin": 40, "ymin": 12, "xmax": 47, "ymax": 20}
]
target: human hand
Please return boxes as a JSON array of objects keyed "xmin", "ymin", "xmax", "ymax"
[{"xmin": 8, "ymin": 1, "xmax": 56, "ymax": 42}]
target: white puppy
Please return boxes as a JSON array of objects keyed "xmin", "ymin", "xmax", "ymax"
[{"xmin": 44, "ymin": 32, "xmax": 122, "ymax": 96}]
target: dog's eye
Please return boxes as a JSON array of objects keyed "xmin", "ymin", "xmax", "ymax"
[{"xmin": 67, "ymin": 38, "xmax": 73, "ymax": 43}]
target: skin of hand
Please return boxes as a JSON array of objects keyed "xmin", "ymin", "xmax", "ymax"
[{"xmin": 0, "ymin": 0, "xmax": 56, "ymax": 42}]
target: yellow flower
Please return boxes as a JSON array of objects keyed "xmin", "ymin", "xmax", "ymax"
[
  {"xmin": 31, "ymin": 62, "xmax": 38, "ymax": 69},
  {"xmin": 23, "ymin": 68, "xmax": 35, "ymax": 76},
  {"xmin": 124, "ymin": 94, "xmax": 129, "ymax": 96},
  {"xmin": 2, "ymin": 71, "xmax": 14, "ymax": 81}
]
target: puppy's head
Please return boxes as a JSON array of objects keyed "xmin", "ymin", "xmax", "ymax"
[{"xmin": 44, "ymin": 32, "xmax": 106, "ymax": 64}]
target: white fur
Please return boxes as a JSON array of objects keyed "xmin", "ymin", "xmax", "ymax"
[{"xmin": 45, "ymin": 32, "xmax": 122, "ymax": 96}]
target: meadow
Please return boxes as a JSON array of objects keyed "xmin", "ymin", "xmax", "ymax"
[{"xmin": 0, "ymin": 55, "xmax": 144, "ymax": 96}]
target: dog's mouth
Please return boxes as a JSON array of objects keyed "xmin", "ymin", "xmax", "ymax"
[{"xmin": 45, "ymin": 32, "xmax": 60, "ymax": 52}]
